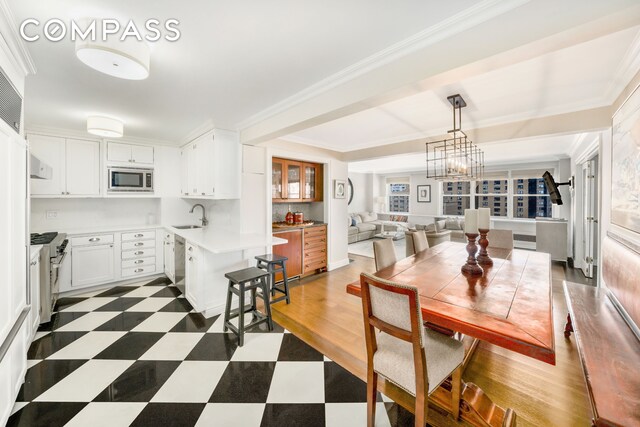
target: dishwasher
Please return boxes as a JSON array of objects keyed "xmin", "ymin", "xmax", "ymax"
[{"xmin": 174, "ymin": 235, "xmax": 186, "ymax": 295}]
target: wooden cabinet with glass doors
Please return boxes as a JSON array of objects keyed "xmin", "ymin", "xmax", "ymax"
[{"xmin": 272, "ymin": 158, "xmax": 323, "ymax": 202}]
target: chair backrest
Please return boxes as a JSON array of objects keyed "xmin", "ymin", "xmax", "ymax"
[
  {"xmin": 412, "ymin": 230, "xmax": 429, "ymax": 253},
  {"xmin": 360, "ymin": 272, "xmax": 426, "ymax": 348},
  {"xmin": 373, "ymin": 238, "xmax": 397, "ymax": 271},
  {"xmin": 488, "ymin": 229, "xmax": 514, "ymax": 250},
  {"xmin": 405, "ymin": 232, "xmax": 415, "ymax": 257}
]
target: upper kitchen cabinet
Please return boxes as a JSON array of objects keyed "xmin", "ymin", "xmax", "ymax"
[
  {"xmin": 272, "ymin": 157, "xmax": 323, "ymax": 202},
  {"xmin": 107, "ymin": 142, "xmax": 154, "ymax": 165},
  {"xmin": 180, "ymin": 129, "xmax": 240, "ymax": 199},
  {"xmin": 30, "ymin": 134, "xmax": 100, "ymax": 197}
]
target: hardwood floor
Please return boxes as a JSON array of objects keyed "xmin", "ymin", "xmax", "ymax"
[{"xmin": 272, "ymin": 254, "xmax": 592, "ymax": 427}]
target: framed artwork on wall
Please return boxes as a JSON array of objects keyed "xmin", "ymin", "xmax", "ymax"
[
  {"xmin": 611, "ymin": 82, "xmax": 640, "ymax": 235},
  {"xmin": 417, "ymin": 185, "xmax": 431, "ymax": 203},
  {"xmin": 334, "ymin": 179, "xmax": 346, "ymax": 199}
]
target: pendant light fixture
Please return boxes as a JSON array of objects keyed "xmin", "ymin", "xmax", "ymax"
[
  {"xmin": 425, "ymin": 94, "xmax": 484, "ymax": 181},
  {"xmin": 75, "ymin": 19, "xmax": 150, "ymax": 80},
  {"xmin": 87, "ymin": 116, "xmax": 124, "ymax": 138}
]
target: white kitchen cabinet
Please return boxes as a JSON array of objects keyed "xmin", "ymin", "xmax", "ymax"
[
  {"xmin": 184, "ymin": 242, "xmax": 200, "ymax": 308},
  {"xmin": 179, "ymin": 129, "xmax": 240, "ymax": 199},
  {"xmin": 107, "ymin": 142, "xmax": 154, "ymax": 165},
  {"xmin": 163, "ymin": 231, "xmax": 175, "ymax": 282},
  {"xmin": 71, "ymin": 240, "xmax": 116, "ymax": 287},
  {"xmin": 28, "ymin": 250, "xmax": 41, "ymax": 341},
  {"xmin": 29, "ymin": 134, "xmax": 65, "ymax": 195},
  {"xmin": 29, "ymin": 134, "xmax": 100, "ymax": 196},
  {"xmin": 65, "ymin": 139, "xmax": 100, "ymax": 195},
  {"xmin": 120, "ymin": 230, "xmax": 157, "ymax": 280}
]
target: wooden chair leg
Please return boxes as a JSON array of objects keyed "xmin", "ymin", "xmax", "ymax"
[
  {"xmin": 367, "ymin": 369, "xmax": 377, "ymax": 427},
  {"xmin": 451, "ymin": 365, "xmax": 462, "ymax": 420},
  {"xmin": 415, "ymin": 391, "xmax": 428, "ymax": 427}
]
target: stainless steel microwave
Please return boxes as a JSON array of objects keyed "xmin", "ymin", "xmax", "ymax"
[{"xmin": 108, "ymin": 167, "xmax": 154, "ymax": 192}]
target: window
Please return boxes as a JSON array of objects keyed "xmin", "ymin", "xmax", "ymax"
[
  {"xmin": 475, "ymin": 179, "xmax": 508, "ymax": 217},
  {"xmin": 442, "ymin": 181, "xmax": 470, "ymax": 215},
  {"xmin": 388, "ymin": 183, "xmax": 410, "ymax": 213},
  {"xmin": 513, "ymin": 178, "xmax": 551, "ymax": 218}
]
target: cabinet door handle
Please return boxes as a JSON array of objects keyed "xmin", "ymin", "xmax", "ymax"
[
  {"xmin": 188, "ymin": 256, "xmax": 193, "ymax": 261},
  {"xmin": 202, "ymin": 192, "xmax": 205, "ymax": 195},
  {"xmin": 30, "ymin": 260, "xmax": 37, "ymax": 266},
  {"xmin": 135, "ymin": 251, "xmax": 144, "ymax": 255},
  {"xmin": 89, "ymin": 237, "xmax": 100, "ymax": 242},
  {"xmin": 134, "ymin": 233, "xmax": 144, "ymax": 237},
  {"xmin": 134, "ymin": 242, "xmax": 144, "ymax": 246},
  {"xmin": 135, "ymin": 260, "xmax": 144, "ymax": 264},
  {"xmin": 134, "ymin": 268, "xmax": 144, "ymax": 273},
  {"xmin": 188, "ymin": 247, "xmax": 193, "ymax": 252},
  {"xmin": 193, "ymin": 188, "xmax": 197, "ymax": 193}
]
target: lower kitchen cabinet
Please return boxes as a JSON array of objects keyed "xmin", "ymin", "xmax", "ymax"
[
  {"xmin": 184, "ymin": 242, "xmax": 200, "ymax": 306},
  {"xmin": 28, "ymin": 250, "xmax": 41, "ymax": 341},
  {"xmin": 272, "ymin": 229, "xmax": 303, "ymax": 280},
  {"xmin": 71, "ymin": 238, "xmax": 116, "ymax": 288},
  {"xmin": 163, "ymin": 231, "xmax": 175, "ymax": 282}
]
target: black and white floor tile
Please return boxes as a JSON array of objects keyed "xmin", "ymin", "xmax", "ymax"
[{"xmin": 8, "ymin": 277, "xmax": 414, "ymax": 426}]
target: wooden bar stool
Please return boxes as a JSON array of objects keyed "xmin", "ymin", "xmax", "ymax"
[
  {"xmin": 255, "ymin": 254, "xmax": 291, "ymax": 304},
  {"xmin": 223, "ymin": 267, "xmax": 273, "ymax": 346}
]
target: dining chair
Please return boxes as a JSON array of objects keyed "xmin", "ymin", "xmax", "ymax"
[
  {"xmin": 405, "ymin": 231, "xmax": 416, "ymax": 257},
  {"xmin": 373, "ymin": 238, "xmax": 397, "ymax": 271},
  {"xmin": 488, "ymin": 229, "xmax": 514, "ymax": 250},
  {"xmin": 360, "ymin": 272, "xmax": 464, "ymax": 427},
  {"xmin": 411, "ymin": 230, "xmax": 429, "ymax": 253}
]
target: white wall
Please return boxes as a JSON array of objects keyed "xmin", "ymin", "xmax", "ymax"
[
  {"xmin": 31, "ymin": 198, "xmax": 161, "ymax": 232},
  {"xmin": 159, "ymin": 198, "xmax": 240, "ymax": 231},
  {"xmin": 347, "ymin": 172, "xmax": 373, "ymax": 213}
]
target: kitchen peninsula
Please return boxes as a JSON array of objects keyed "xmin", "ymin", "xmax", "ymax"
[{"xmin": 165, "ymin": 226, "xmax": 287, "ymax": 317}]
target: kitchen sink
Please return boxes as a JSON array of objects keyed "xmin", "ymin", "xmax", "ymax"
[{"xmin": 173, "ymin": 225, "xmax": 203, "ymax": 229}]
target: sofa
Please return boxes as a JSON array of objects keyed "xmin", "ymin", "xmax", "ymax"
[
  {"xmin": 348, "ymin": 212, "xmax": 379, "ymax": 243},
  {"xmin": 410, "ymin": 217, "xmax": 466, "ymax": 244}
]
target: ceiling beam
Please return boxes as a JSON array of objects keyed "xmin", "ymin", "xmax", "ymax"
[
  {"xmin": 240, "ymin": 0, "xmax": 640, "ymax": 145},
  {"xmin": 342, "ymin": 106, "xmax": 611, "ymax": 162}
]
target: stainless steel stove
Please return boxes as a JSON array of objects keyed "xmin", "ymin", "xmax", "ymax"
[{"xmin": 30, "ymin": 232, "xmax": 68, "ymax": 323}]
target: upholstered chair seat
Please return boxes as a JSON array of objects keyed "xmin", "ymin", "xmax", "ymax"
[{"xmin": 374, "ymin": 328, "xmax": 463, "ymax": 395}]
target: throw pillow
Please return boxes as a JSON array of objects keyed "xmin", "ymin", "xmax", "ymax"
[
  {"xmin": 360, "ymin": 212, "xmax": 377, "ymax": 222},
  {"xmin": 424, "ymin": 224, "xmax": 436, "ymax": 232},
  {"xmin": 353, "ymin": 215, "xmax": 362, "ymax": 225},
  {"xmin": 459, "ymin": 220, "xmax": 465, "ymax": 231},
  {"xmin": 415, "ymin": 224, "xmax": 425, "ymax": 230},
  {"xmin": 435, "ymin": 220, "xmax": 446, "ymax": 232},
  {"xmin": 445, "ymin": 218, "xmax": 461, "ymax": 230}
]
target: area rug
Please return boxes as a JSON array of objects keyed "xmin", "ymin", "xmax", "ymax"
[{"xmin": 348, "ymin": 238, "xmax": 406, "ymax": 259}]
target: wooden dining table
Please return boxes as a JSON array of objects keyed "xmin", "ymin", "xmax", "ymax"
[{"xmin": 346, "ymin": 241, "xmax": 556, "ymax": 426}]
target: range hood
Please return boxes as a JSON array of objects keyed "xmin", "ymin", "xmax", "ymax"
[{"xmin": 30, "ymin": 154, "xmax": 52, "ymax": 180}]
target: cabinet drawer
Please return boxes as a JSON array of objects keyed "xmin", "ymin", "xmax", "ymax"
[
  {"xmin": 122, "ymin": 240, "xmax": 155, "ymax": 251},
  {"xmin": 304, "ymin": 258, "xmax": 326, "ymax": 272},
  {"xmin": 122, "ymin": 230, "xmax": 156, "ymax": 242},
  {"xmin": 122, "ymin": 264, "xmax": 156, "ymax": 278},
  {"xmin": 304, "ymin": 247, "xmax": 327, "ymax": 260},
  {"xmin": 304, "ymin": 226, "xmax": 326, "ymax": 237},
  {"xmin": 122, "ymin": 248, "xmax": 156, "ymax": 260},
  {"xmin": 186, "ymin": 243, "xmax": 199, "ymax": 255},
  {"xmin": 71, "ymin": 234, "xmax": 114, "ymax": 246},
  {"xmin": 122, "ymin": 257, "xmax": 156, "ymax": 269},
  {"xmin": 304, "ymin": 237, "xmax": 326, "ymax": 249}
]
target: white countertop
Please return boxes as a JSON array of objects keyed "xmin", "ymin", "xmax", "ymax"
[
  {"xmin": 30, "ymin": 245, "xmax": 42, "ymax": 260},
  {"xmin": 32, "ymin": 224, "xmax": 162, "ymax": 236},
  {"xmin": 166, "ymin": 226, "xmax": 287, "ymax": 254}
]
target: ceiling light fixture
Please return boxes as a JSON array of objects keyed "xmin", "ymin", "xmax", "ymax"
[
  {"xmin": 75, "ymin": 20, "xmax": 150, "ymax": 80},
  {"xmin": 87, "ymin": 116, "xmax": 124, "ymax": 138},
  {"xmin": 425, "ymin": 94, "xmax": 484, "ymax": 181}
]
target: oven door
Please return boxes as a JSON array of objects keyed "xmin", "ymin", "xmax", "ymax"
[
  {"xmin": 108, "ymin": 168, "xmax": 152, "ymax": 192},
  {"xmin": 50, "ymin": 249, "xmax": 68, "ymax": 305}
]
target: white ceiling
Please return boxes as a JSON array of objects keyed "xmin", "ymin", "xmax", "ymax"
[
  {"xmin": 285, "ymin": 26, "xmax": 640, "ymax": 152},
  {"xmin": 348, "ymin": 133, "xmax": 594, "ymax": 174},
  {"xmin": 11, "ymin": 0, "xmax": 482, "ymax": 143}
]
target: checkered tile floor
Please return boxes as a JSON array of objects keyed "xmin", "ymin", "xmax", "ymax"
[{"xmin": 8, "ymin": 277, "xmax": 415, "ymax": 426}]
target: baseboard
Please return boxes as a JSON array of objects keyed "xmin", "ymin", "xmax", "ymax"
[
  {"xmin": 59, "ymin": 273, "xmax": 166, "ymax": 297},
  {"xmin": 329, "ymin": 258, "xmax": 350, "ymax": 271}
]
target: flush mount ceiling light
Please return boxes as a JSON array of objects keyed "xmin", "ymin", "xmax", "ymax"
[
  {"xmin": 425, "ymin": 94, "xmax": 484, "ymax": 181},
  {"xmin": 87, "ymin": 116, "xmax": 123, "ymax": 138},
  {"xmin": 75, "ymin": 20, "xmax": 150, "ymax": 80}
]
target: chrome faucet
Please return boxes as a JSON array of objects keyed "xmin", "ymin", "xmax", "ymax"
[{"xmin": 189, "ymin": 203, "xmax": 209, "ymax": 227}]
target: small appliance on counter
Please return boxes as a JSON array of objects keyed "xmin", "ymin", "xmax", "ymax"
[
  {"xmin": 294, "ymin": 211, "xmax": 304, "ymax": 224},
  {"xmin": 30, "ymin": 232, "xmax": 69, "ymax": 324}
]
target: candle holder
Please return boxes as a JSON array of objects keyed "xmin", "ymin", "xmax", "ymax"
[
  {"xmin": 476, "ymin": 228, "xmax": 493, "ymax": 266},
  {"xmin": 461, "ymin": 233, "xmax": 483, "ymax": 276}
]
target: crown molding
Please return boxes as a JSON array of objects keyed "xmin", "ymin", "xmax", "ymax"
[
  {"xmin": 236, "ymin": 0, "xmax": 530, "ymax": 131},
  {"xmin": 25, "ymin": 124, "xmax": 178, "ymax": 146},
  {"xmin": 179, "ymin": 119, "xmax": 216, "ymax": 146},
  {"xmin": 603, "ymin": 26, "xmax": 640, "ymax": 105},
  {"xmin": 0, "ymin": 0, "xmax": 36, "ymax": 76}
]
